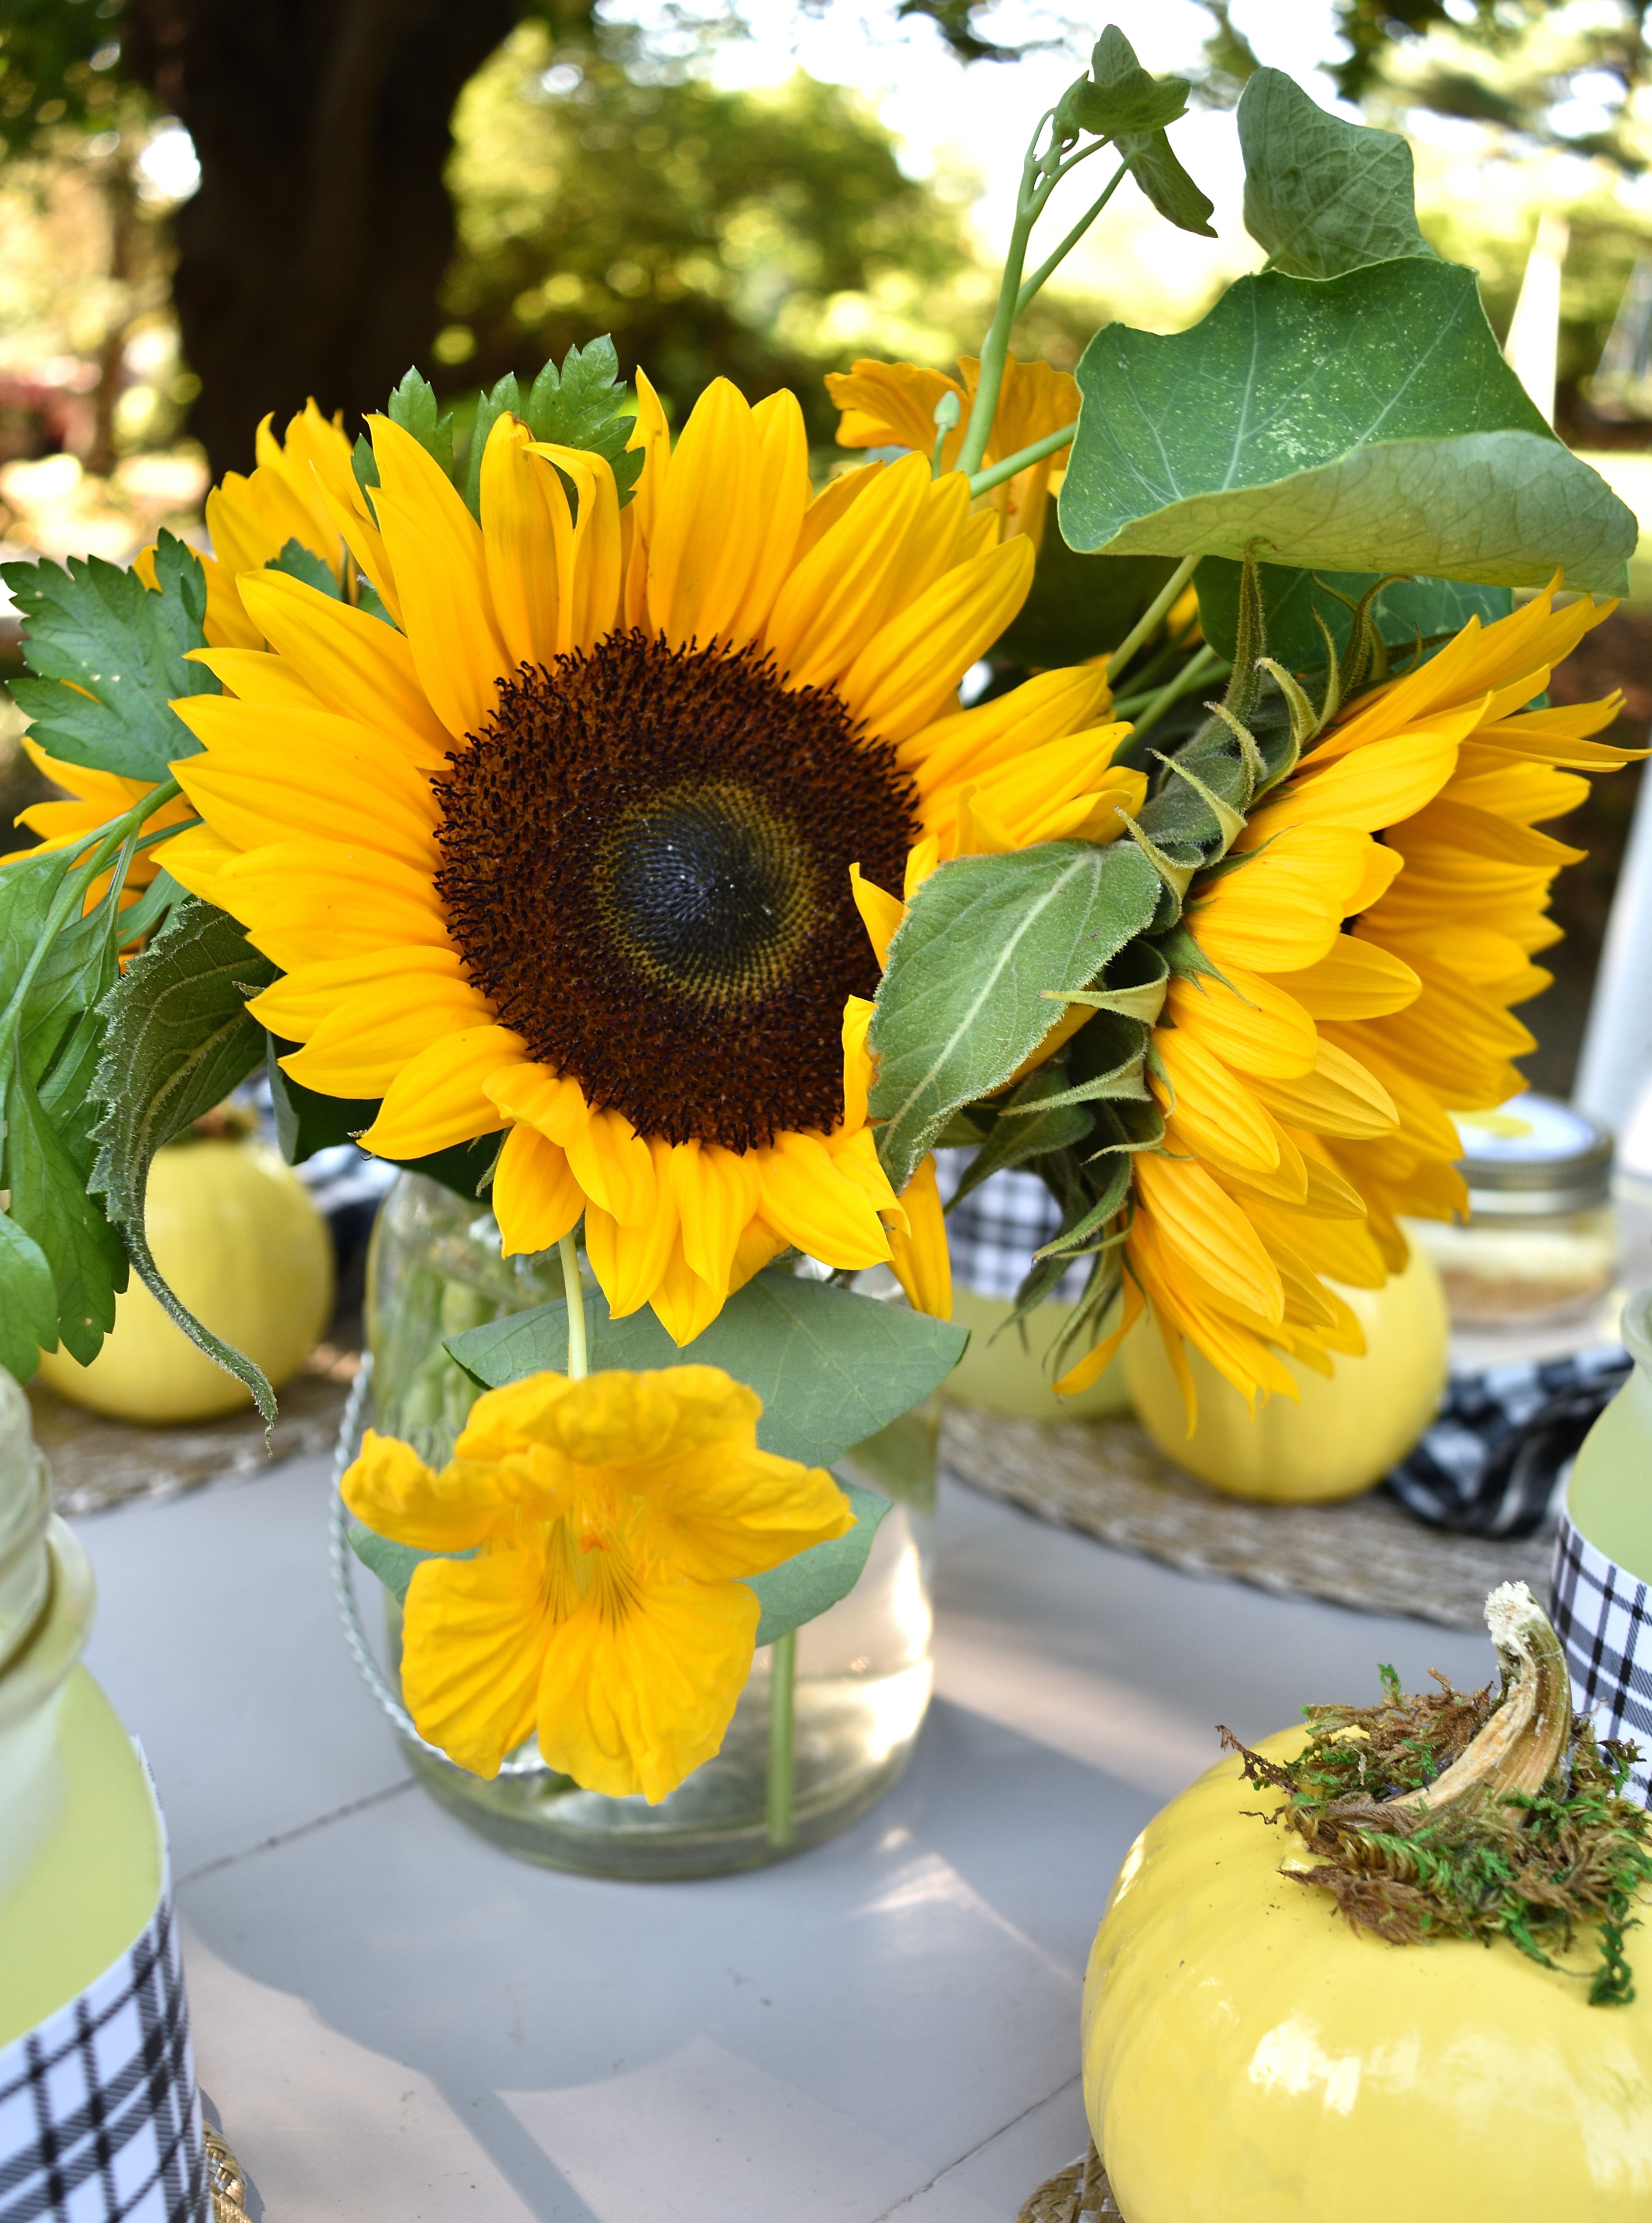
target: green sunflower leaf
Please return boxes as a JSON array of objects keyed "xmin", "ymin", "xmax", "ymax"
[
  {"xmin": 387, "ymin": 367, "xmax": 455, "ymax": 481},
  {"xmin": 1194, "ymin": 557, "xmax": 1513, "ymax": 678},
  {"xmin": 1, "ymin": 530, "xmax": 218, "ymax": 782},
  {"xmin": 524, "ymin": 337, "xmax": 645, "ymax": 507},
  {"xmin": 89, "ymin": 899, "xmax": 280, "ymax": 1417},
  {"xmin": 869, "ymin": 838, "xmax": 1161, "ymax": 1195},
  {"xmin": 445, "ymin": 1268, "xmax": 968, "ymax": 1471},
  {"xmin": 749, "ymin": 1481, "xmax": 890, "ymax": 1648},
  {"xmin": 1238, "ymin": 68, "xmax": 1430, "ymax": 280},
  {"xmin": 4, "ymin": 1061, "xmax": 126, "ymax": 1365},
  {"xmin": 1059, "ymin": 257, "xmax": 1636, "ymax": 595},
  {"xmin": 0, "ymin": 1210, "xmax": 58, "ymax": 1381},
  {"xmin": 264, "ymin": 537, "xmax": 341, "ymax": 598}
]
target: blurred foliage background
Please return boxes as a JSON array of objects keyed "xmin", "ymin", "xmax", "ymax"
[{"xmin": 3, "ymin": 0, "xmax": 1652, "ymax": 1089}]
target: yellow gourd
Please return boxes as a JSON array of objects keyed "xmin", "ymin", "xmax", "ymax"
[
  {"xmin": 1082, "ymin": 1592, "xmax": 1652, "ymax": 2220},
  {"xmin": 1122, "ymin": 1243, "xmax": 1449, "ymax": 1501},
  {"xmin": 35, "ymin": 1136, "xmax": 332, "ymax": 1423},
  {"xmin": 944, "ymin": 1289, "xmax": 1130, "ymax": 1419}
]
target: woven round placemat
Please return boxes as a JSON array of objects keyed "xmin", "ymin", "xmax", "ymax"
[
  {"xmin": 30, "ymin": 1349, "xmax": 358, "ymax": 1517},
  {"xmin": 940, "ymin": 1406, "xmax": 1553, "ymax": 1633},
  {"xmin": 1016, "ymin": 2143, "xmax": 1122, "ymax": 2221}
]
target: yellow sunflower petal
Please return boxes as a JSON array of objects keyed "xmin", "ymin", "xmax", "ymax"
[
  {"xmin": 236, "ymin": 570, "xmax": 452, "ymax": 765},
  {"xmin": 839, "ymin": 536, "xmax": 1035, "ymax": 742},
  {"xmin": 886, "ymin": 1153, "xmax": 951, "ymax": 1319},
  {"xmin": 368, "ymin": 414, "xmax": 509, "ymax": 740},
  {"xmin": 492, "ymin": 1121, "xmax": 586, "ymax": 1257},
  {"xmin": 728, "ymin": 389, "xmax": 812, "ymax": 643},
  {"xmin": 481, "ymin": 414, "xmax": 571, "ymax": 674},
  {"xmin": 1166, "ymin": 968, "xmax": 1317, "ymax": 1080},
  {"xmin": 763, "ymin": 452, "xmax": 933, "ymax": 688},
  {"xmin": 673, "ymin": 1140, "xmax": 760, "ymax": 1298},
  {"xmin": 187, "ymin": 646, "xmax": 328, "ymax": 711},
  {"xmin": 1133, "ymin": 1151, "xmax": 1284, "ymax": 1324},
  {"xmin": 645, "ymin": 377, "xmax": 760, "ymax": 648},
  {"xmin": 1282, "ymin": 936, "xmax": 1421, "ymax": 1021},
  {"xmin": 358, "ymin": 1026, "xmax": 523, "ymax": 1158},
  {"xmin": 1248, "ymin": 1038, "xmax": 1399, "ymax": 1140},
  {"xmin": 756, "ymin": 1131, "xmax": 892, "ymax": 1267},
  {"xmin": 650, "ymin": 1236, "xmax": 728, "ymax": 1346},
  {"xmin": 585, "ymin": 1139, "xmax": 681, "ymax": 1316},
  {"xmin": 280, "ymin": 968, "xmax": 496, "ymax": 1097}
]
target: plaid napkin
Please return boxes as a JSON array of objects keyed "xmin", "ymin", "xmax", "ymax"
[
  {"xmin": 0, "ymin": 1872, "xmax": 207, "ymax": 2223},
  {"xmin": 1385, "ymin": 1347, "xmax": 1631, "ymax": 1540}
]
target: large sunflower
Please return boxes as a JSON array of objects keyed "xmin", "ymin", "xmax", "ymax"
[
  {"xmin": 164, "ymin": 375, "xmax": 1139, "ymax": 1343},
  {"xmin": 1063, "ymin": 585, "xmax": 1635, "ymax": 1410}
]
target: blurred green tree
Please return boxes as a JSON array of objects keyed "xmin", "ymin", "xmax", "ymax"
[
  {"xmin": 443, "ymin": 26, "xmax": 972, "ymax": 442},
  {"xmin": 0, "ymin": 0, "xmax": 1015, "ymax": 478}
]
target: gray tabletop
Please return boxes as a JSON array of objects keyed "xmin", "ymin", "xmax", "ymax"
[{"xmin": 75, "ymin": 1454, "xmax": 1491, "ymax": 2223}]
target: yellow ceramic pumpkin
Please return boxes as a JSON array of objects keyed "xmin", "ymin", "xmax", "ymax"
[
  {"xmin": 1085, "ymin": 1601, "xmax": 1652, "ymax": 2223},
  {"xmin": 1122, "ymin": 1242, "xmax": 1449, "ymax": 1501},
  {"xmin": 36, "ymin": 1136, "xmax": 333, "ymax": 1422}
]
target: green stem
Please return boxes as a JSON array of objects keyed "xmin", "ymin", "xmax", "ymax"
[
  {"xmin": 1121, "ymin": 643, "xmax": 1225, "ymax": 744},
  {"xmin": 1015, "ymin": 160, "xmax": 1130, "ymax": 314},
  {"xmin": 0, "ymin": 776, "xmax": 181, "ymax": 1074},
  {"xmin": 559, "ymin": 1232, "xmax": 589, "ymax": 1380},
  {"xmin": 956, "ymin": 199, "xmax": 1036, "ymax": 480},
  {"xmin": 966, "ymin": 423, "xmax": 1076, "ymax": 502},
  {"xmin": 1106, "ymin": 554, "xmax": 1202, "ymax": 687},
  {"xmin": 767, "ymin": 1628, "xmax": 797, "ymax": 1849}
]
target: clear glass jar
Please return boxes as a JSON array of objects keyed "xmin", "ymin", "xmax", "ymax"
[
  {"xmin": 1406, "ymin": 1094, "xmax": 1617, "ymax": 1327},
  {"xmin": 356, "ymin": 1172, "xmax": 936, "ymax": 1878}
]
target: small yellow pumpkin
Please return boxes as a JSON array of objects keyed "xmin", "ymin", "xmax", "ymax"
[
  {"xmin": 1083, "ymin": 1591, "xmax": 1652, "ymax": 2220},
  {"xmin": 944, "ymin": 1289, "xmax": 1130, "ymax": 1420},
  {"xmin": 1122, "ymin": 1242, "xmax": 1449, "ymax": 1502},
  {"xmin": 36, "ymin": 1136, "xmax": 333, "ymax": 1422}
]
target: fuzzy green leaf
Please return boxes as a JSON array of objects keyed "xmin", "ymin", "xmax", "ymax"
[
  {"xmin": 1238, "ymin": 68, "xmax": 1430, "ymax": 280},
  {"xmin": 869, "ymin": 839, "xmax": 1161, "ymax": 1194},
  {"xmin": 88, "ymin": 901, "xmax": 279, "ymax": 1416},
  {"xmin": 1060, "ymin": 258, "xmax": 1635, "ymax": 593},
  {"xmin": 1194, "ymin": 556, "xmax": 1513, "ymax": 677},
  {"xmin": 447, "ymin": 1268, "xmax": 967, "ymax": 1471},
  {"xmin": 2, "ymin": 531, "xmax": 218, "ymax": 781}
]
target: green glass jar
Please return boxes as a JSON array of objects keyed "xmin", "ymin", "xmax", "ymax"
[{"xmin": 349, "ymin": 1172, "xmax": 937, "ymax": 1878}]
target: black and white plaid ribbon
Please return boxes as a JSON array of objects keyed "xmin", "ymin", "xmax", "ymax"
[
  {"xmin": 1551, "ymin": 1508, "xmax": 1652, "ymax": 1808},
  {"xmin": 0, "ymin": 1876, "xmax": 207, "ymax": 2223},
  {"xmin": 940, "ymin": 1159, "xmax": 1086, "ymax": 1302}
]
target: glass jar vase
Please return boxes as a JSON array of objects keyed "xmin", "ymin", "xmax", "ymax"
[{"xmin": 342, "ymin": 1171, "xmax": 937, "ymax": 1879}]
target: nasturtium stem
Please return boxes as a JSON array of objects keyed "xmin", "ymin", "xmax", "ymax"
[
  {"xmin": 767, "ymin": 1627, "xmax": 797, "ymax": 1849},
  {"xmin": 1015, "ymin": 159, "xmax": 1131, "ymax": 315},
  {"xmin": 559, "ymin": 1232, "xmax": 589, "ymax": 1381},
  {"xmin": 966, "ymin": 422, "xmax": 1076, "ymax": 502},
  {"xmin": 1106, "ymin": 553, "xmax": 1202, "ymax": 687}
]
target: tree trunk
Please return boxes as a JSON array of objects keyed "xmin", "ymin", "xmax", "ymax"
[{"xmin": 126, "ymin": 0, "xmax": 519, "ymax": 479}]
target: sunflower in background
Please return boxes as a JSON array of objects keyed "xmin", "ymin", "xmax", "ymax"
[
  {"xmin": 827, "ymin": 355, "xmax": 1078, "ymax": 551},
  {"xmin": 161, "ymin": 373, "xmax": 1142, "ymax": 1344},
  {"xmin": 1058, "ymin": 585, "xmax": 1637, "ymax": 1414}
]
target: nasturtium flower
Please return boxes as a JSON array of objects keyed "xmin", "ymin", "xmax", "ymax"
[
  {"xmin": 826, "ymin": 354, "xmax": 1080, "ymax": 548},
  {"xmin": 164, "ymin": 373, "xmax": 1139, "ymax": 1342},
  {"xmin": 1064, "ymin": 585, "xmax": 1638, "ymax": 1412},
  {"xmin": 343, "ymin": 1365, "xmax": 854, "ymax": 1799}
]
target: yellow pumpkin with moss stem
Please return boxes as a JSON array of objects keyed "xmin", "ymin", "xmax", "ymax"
[
  {"xmin": 36, "ymin": 1135, "xmax": 332, "ymax": 1422},
  {"xmin": 1081, "ymin": 1590, "xmax": 1652, "ymax": 2220}
]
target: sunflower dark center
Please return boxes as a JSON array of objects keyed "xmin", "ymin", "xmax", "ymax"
[{"xmin": 433, "ymin": 631, "xmax": 919, "ymax": 1151}]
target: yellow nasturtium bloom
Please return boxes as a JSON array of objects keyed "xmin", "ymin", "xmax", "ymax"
[
  {"xmin": 1066, "ymin": 585, "xmax": 1636, "ymax": 1413},
  {"xmin": 826, "ymin": 354, "xmax": 1080, "ymax": 549},
  {"xmin": 163, "ymin": 373, "xmax": 1143, "ymax": 1342},
  {"xmin": 342, "ymin": 1365, "xmax": 854, "ymax": 1799}
]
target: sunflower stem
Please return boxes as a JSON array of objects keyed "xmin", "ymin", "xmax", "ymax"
[
  {"xmin": 560, "ymin": 1232, "xmax": 589, "ymax": 1381},
  {"xmin": 1107, "ymin": 554, "xmax": 1202, "ymax": 687},
  {"xmin": 767, "ymin": 1628, "xmax": 797, "ymax": 1849},
  {"xmin": 1015, "ymin": 159, "xmax": 1131, "ymax": 315}
]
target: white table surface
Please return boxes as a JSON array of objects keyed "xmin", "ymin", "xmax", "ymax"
[{"xmin": 74, "ymin": 1455, "xmax": 1493, "ymax": 2223}]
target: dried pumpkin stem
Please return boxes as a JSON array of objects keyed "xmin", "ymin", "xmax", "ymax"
[{"xmin": 1390, "ymin": 1582, "xmax": 1571, "ymax": 1815}]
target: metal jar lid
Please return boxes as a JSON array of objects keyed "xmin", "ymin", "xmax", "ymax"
[{"xmin": 1453, "ymin": 1093, "xmax": 1613, "ymax": 1219}]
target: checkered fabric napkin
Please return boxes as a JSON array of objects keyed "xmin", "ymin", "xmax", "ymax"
[
  {"xmin": 1385, "ymin": 1347, "xmax": 1631, "ymax": 1540},
  {"xmin": 0, "ymin": 1875, "xmax": 208, "ymax": 2223},
  {"xmin": 1551, "ymin": 1507, "xmax": 1652, "ymax": 1809},
  {"xmin": 939, "ymin": 1157, "xmax": 1087, "ymax": 1302}
]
